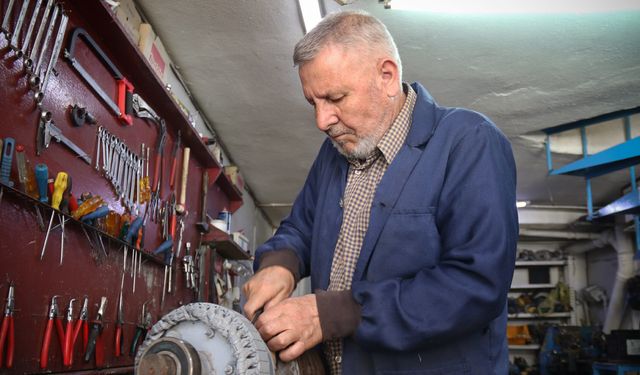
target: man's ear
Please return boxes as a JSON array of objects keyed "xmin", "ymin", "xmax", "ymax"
[{"xmin": 379, "ymin": 58, "xmax": 401, "ymax": 98}]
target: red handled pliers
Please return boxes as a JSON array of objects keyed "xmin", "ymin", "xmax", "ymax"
[
  {"xmin": 0, "ymin": 283, "xmax": 15, "ymax": 368},
  {"xmin": 62, "ymin": 298, "xmax": 76, "ymax": 366},
  {"xmin": 40, "ymin": 296, "xmax": 65, "ymax": 369},
  {"xmin": 72, "ymin": 296, "xmax": 89, "ymax": 355}
]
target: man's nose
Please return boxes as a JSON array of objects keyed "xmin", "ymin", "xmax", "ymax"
[{"xmin": 315, "ymin": 102, "xmax": 338, "ymax": 132}]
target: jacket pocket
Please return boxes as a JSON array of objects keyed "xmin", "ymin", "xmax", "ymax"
[{"xmin": 367, "ymin": 209, "xmax": 440, "ymax": 280}]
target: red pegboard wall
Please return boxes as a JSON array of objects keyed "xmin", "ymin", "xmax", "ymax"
[{"xmin": 0, "ymin": 1, "xmax": 241, "ymax": 373}]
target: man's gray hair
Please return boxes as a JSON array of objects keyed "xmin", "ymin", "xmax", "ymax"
[{"xmin": 293, "ymin": 10, "xmax": 402, "ymax": 79}]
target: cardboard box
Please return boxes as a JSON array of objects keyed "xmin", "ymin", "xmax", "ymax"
[
  {"xmin": 224, "ymin": 165, "xmax": 244, "ymax": 192},
  {"xmin": 138, "ymin": 24, "xmax": 170, "ymax": 83},
  {"xmin": 115, "ymin": 0, "xmax": 142, "ymax": 43},
  {"xmin": 138, "ymin": 23, "xmax": 155, "ymax": 56}
]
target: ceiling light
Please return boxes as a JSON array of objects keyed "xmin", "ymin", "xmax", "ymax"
[
  {"xmin": 298, "ymin": 0, "xmax": 322, "ymax": 33},
  {"xmin": 386, "ymin": 0, "xmax": 640, "ymax": 14},
  {"xmin": 516, "ymin": 201, "xmax": 529, "ymax": 208}
]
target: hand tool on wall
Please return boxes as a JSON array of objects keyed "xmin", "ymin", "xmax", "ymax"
[
  {"xmin": 64, "ymin": 27, "xmax": 134, "ymax": 125},
  {"xmin": 195, "ymin": 169, "xmax": 210, "ymax": 233},
  {"xmin": 40, "ymin": 172, "xmax": 66, "ymax": 260},
  {"xmin": 114, "ymin": 274, "xmax": 125, "ymax": 357},
  {"xmin": 35, "ymin": 163, "xmax": 49, "ymax": 220},
  {"xmin": 38, "ymin": 115, "xmax": 92, "ymax": 164},
  {"xmin": 0, "ymin": 0, "xmax": 16, "ymax": 36},
  {"xmin": 176, "ymin": 211, "xmax": 187, "ymax": 259},
  {"xmin": 15, "ymin": 145, "xmax": 39, "ymax": 198},
  {"xmin": 36, "ymin": 7, "xmax": 69, "ymax": 103},
  {"xmin": 30, "ymin": 1, "xmax": 59, "ymax": 89},
  {"xmin": 131, "ymin": 94, "xmax": 167, "ymax": 214},
  {"xmin": 84, "ymin": 296, "xmax": 106, "ymax": 364},
  {"xmin": 72, "ymin": 297, "xmax": 89, "ymax": 354},
  {"xmin": 0, "ymin": 138, "xmax": 15, "ymax": 187},
  {"xmin": 8, "ymin": 0, "xmax": 29, "ymax": 53},
  {"xmin": 62, "ymin": 298, "xmax": 75, "ymax": 366},
  {"xmin": 18, "ymin": 0, "xmax": 43, "ymax": 59},
  {"xmin": 70, "ymin": 105, "xmax": 97, "ymax": 127},
  {"xmin": 79, "ymin": 205, "xmax": 109, "ymax": 224},
  {"xmin": 0, "ymin": 283, "xmax": 15, "ymax": 368},
  {"xmin": 130, "ymin": 301, "xmax": 151, "ymax": 357},
  {"xmin": 71, "ymin": 195, "xmax": 104, "ymax": 220},
  {"xmin": 24, "ymin": 0, "xmax": 54, "ymax": 74},
  {"xmin": 40, "ymin": 295, "xmax": 65, "ymax": 369},
  {"xmin": 153, "ymin": 238, "xmax": 173, "ymax": 306},
  {"xmin": 175, "ymin": 147, "xmax": 190, "ymax": 215},
  {"xmin": 169, "ymin": 131, "xmax": 181, "ymax": 190}
]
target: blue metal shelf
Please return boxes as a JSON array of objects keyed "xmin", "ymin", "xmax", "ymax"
[
  {"xmin": 549, "ymin": 137, "xmax": 640, "ymax": 178},
  {"xmin": 593, "ymin": 189, "xmax": 640, "ymax": 219}
]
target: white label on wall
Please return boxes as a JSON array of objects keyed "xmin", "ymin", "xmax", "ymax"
[{"xmin": 626, "ymin": 339, "xmax": 640, "ymax": 355}]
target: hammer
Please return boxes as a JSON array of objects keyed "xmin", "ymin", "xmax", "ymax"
[{"xmin": 195, "ymin": 169, "xmax": 210, "ymax": 234}]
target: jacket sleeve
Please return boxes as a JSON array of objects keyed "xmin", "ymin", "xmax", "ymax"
[
  {"xmin": 351, "ymin": 119, "xmax": 519, "ymax": 351},
  {"xmin": 253, "ymin": 140, "xmax": 332, "ymax": 279}
]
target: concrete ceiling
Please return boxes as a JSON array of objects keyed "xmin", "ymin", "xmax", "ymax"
[{"xmin": 135, "ymin": 0, "xmax": 640, "ymax": 225}]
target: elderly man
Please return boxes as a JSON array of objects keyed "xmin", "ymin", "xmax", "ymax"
[{"xmin": 244, "ymin": 10, "xmax": 518, "ymax": 375}]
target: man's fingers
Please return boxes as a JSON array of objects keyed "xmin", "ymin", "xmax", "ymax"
[
  {"xmin": 278, "ymin": 341, "xmax": 306, "ymax": 363},
  {"xmin": 266, "ymin": 329, "xmax": 296, "ymax": 352}
]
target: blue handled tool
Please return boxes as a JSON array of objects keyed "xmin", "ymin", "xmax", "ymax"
[
  {"xmin": 0, "ymin": 138, "xmax": 15, "ymax": 187},
  {"xmin": 124, "ymin": 217, "xmax": 143, "ymax": 245},
  {"xmin": 35, "ymin": 164, "xmax": 49, "ymax": 203},
  {"xmin": 80, "ymin": 205, "xmax": 109, "ymax": 224}
]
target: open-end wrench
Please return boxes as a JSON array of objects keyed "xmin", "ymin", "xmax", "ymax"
[
  {"xmin": 94, "ymin": 127, "xmax": 103, "ymax": 171},
  {"xmin": 25, "ymin": 0, "xmax": 54, "ymax": 73},
  {"xmin": 108, "ymin": 138, "xmax": 119, "ymax": 183},
  {"xmin": 18, "ymin": 0, "xmax": 43, "ymax": 59},
  {"xmin": 1, "ymin": 0, "xmax": 16, "ymax": 36},
  {"xmin": 37, "ymin": 9, "xmax": 68, "ymax": 102},
  {"xmin": 101, "ymin": 132, "xmax": 109, "ymax": 173},
  {"xmin": 33, "ymin": 2, "xmax": 59, "ymax": 81},
  {"xmin": 9, "ymin": 0, "xmax": 30, "ymax": 52}
]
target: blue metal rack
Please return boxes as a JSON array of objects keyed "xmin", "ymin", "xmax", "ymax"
[{"xmin": 543, "ymin": 106, "xmax": 640, "ymax": 252}]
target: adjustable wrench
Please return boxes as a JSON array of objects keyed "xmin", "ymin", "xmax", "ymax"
[
  {"xmin": 1, "ymin": 0, "xmax": 16, "ymax": 36},
  {"xmin": 9, "ymin": 0, "xmax": 30, "ymax": 52},
  {"xmin": 18, "ymin": 0, "xmax": 43, "ymax": 58}
]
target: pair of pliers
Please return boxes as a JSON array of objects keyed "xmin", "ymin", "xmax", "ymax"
[
  {"xmin": 84, "ymin": 297, "xmax": 107, "ymax": 366},
  {"xmin": 114, "ymin": 274, "xmax": 125, "ymax": 357},
  {"xmin": 62, "ymin": 299, "xmax": 76, "ymax": 366},
  {"xmin": 0, "ymin": 283, "xmax": 15, "ymax": 368},
  {"xmin": 40, "ymin": 296, "xmax": 65, "ymax": 369},
  {"xmin": 72, "ymin": 297, "xmax": 89, "ymax": 354},
  {"xmin": 129, "ymin": 301, "xmax": 152, "ymax": 356}
]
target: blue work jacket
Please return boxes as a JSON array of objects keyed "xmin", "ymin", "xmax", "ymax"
[{"xmin": 256, "ymin": 82, "xmax": 518, "ymax": 374}]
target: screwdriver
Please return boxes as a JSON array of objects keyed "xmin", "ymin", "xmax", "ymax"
[
  {"xmin": 35, "ymin": 164, "xmax": 49, "ymax": 203},
  {"xmin": 41, "ymin": 172, "xmax": 68, "ymax": 260},
  {"xmin": 71, "ymin": 196, "xmax": 104, "ymax": 220},
  {"xmin": 15, "ymin": 145, "xmax": 39, "ymax": 198}
]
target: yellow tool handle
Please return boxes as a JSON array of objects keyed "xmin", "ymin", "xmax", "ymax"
[{"xmin": 51, "ymin": 172, "xmax": 68, "ymax": 210}]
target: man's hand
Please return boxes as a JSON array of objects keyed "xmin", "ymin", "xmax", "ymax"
[
  {"xmin": 254, "ymin": 294, "xmax": 323, "ymax": 362},
  {"xmin": 243, "ymin": 265, "xmax": 295, "ymax": 321}
]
